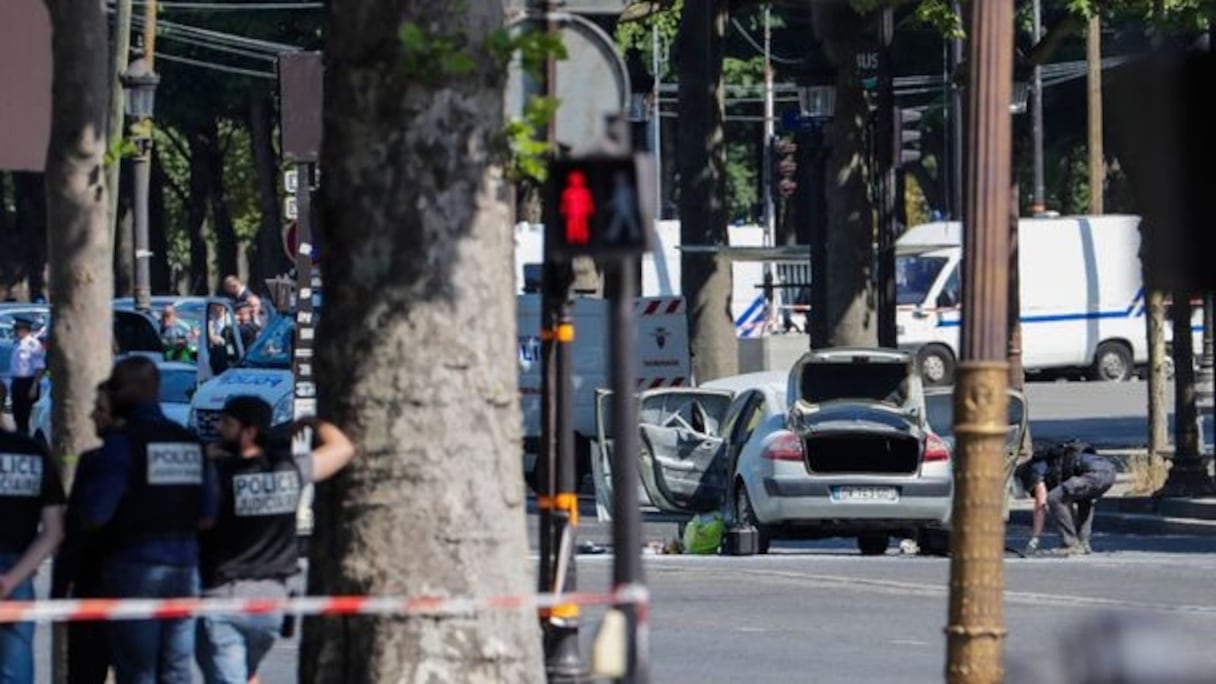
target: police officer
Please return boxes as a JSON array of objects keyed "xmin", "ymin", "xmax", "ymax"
[
  {"xmin": 52, "ymin": 380, "xmax": 124, "ymax": 684},
  {"xmin": 72, "ymin": 356, "xmax": 217, "ymax": 684},
  {"xmin": 197, "ymin": 396, "xmax": 354, "ymax": 684},
  {"xmin": 0, "ymin": 381, "xmax": 66, "ymax": 683},
  {"xmin": 1018, "ymin": 440, "xmax": 1117, "ymax": 556},
  {"xmin": 9, "ymin": 316, "xmax": 45, "ymax": 434}
]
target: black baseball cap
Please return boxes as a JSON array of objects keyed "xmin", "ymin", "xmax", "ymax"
[
  {"xmin": 221, "ymin": 395, "xmax": 273, "ymax": 432},
  {"xmin": 12, "ymin": 316, "xmax": 34, "ymax": 329}
]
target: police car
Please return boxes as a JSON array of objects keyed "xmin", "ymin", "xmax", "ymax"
[{"xmin": 188, "ymin": 313, "xmax": 296, "ymax": 442}]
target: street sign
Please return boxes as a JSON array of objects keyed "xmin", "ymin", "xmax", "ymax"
[
  {"xmin": 283, "ymin": 169, "xmax": 298, "ymax": 194},
  {"xmin": 278, "ymin": 52, "xmax": 323, "ymax": 163},
  {"xmin": 544, "ymin": 156, "xmax": 649, "ymax": 259},
  {"xmin": 284, "ymin": 195, "xmax": 298, "ymax": 220}
]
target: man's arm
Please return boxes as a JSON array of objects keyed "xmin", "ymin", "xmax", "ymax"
[
  {"xmin": 198, "ymin": 458, "xmax": 220, "ymax": 531},
  {"xmin": 0, "ymin": 504, "xmax": 65, "ymax": 598},
  {"xmin": 308, "ymin": 421, "xmax": 356, "ymax": 482},
  {"xmin": 1031, "ymin": 481, "xmax": 1048, "ymax": 539}
]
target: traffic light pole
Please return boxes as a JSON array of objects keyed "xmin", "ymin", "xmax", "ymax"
[
  {"xmin": 876, "ymin": 7, "xmax": 898, "ymax": 349},
  {"xmin": 608, "ymin": 257, "xmax": 647, "ymax": 684},
  {"xmin": 538, "ymin": 257, "xmax": 582, "ymax": 682}
]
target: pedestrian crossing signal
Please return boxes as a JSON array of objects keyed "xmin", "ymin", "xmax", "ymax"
[{"xmin": 544, "ymin": 156, "xmax": 650, "ymax": 259}]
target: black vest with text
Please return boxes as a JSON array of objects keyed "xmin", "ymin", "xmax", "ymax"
[
  {"xmin": 201, "ymin": 447, "xmax": 302, "ymax": 587},
  {"xmin": 0, "ymin": 432, "xmax": 59, "ymax": 553},
  {"xmin": 113, "ymin": 417, "xmax": 205, "ymax": 545}
]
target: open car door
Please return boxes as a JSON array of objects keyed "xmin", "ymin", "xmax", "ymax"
[
  {"xmin": 592, "ymin": 387, "xmax": 735, "ymax": 521},
  {"xmin": 195, "ymin": 298, "xmax": 248, "ymax": 385}
]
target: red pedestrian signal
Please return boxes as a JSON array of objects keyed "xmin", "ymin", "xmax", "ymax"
[
  {"xmin": 560, "ymin": 170, "xmax": 594, "ymax": 245},
  {"xmin": 544, "ymin": 155, "xmax": 650, "ymax": 259}
]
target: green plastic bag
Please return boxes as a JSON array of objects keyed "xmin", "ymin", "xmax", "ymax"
[{"xmin": 681, "ymin": 511, "xmax": 725, "ymax": 555}]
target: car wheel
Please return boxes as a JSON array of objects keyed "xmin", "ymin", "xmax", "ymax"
[
  {"xmin": 916, "ymin": 528, "xmax": 950, "ymax": 557},
  {"xmin": 919, "ymin": 345, "xmax": 955, "ymax": 386},
  {"xmin": 735, "ymin": 483, "xmax": 771, "ymax": 555},
  {"xmin": 857, "ymin": 534, "xmax": 890, "ymax": 556},
  {"xmin": 1091, "ymin": 341, "xmax": 1133, "ymax": 382}
]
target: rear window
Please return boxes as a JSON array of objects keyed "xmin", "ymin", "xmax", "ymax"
[{"xmin": 800, "ymin": 362, "xmax": 909, "ymax": 406}]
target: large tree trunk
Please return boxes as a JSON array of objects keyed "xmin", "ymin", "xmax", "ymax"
[
  {"xmin": 300, "ymin": 1, "xmax": 543, "ymax": 681},
  {"xmin": 14, "ymin": 172, "xmax": 48, "ymax": 300},
  {"xmin": 248, "ymin": 94, "xmax": 289, "ymax": 285},
  {"xmin": 814, "ymin": 2, "xmax": 877, "ymax": 348},
  {"xmin": 187, "ymin": 125, "xmax": 210, "ymax": 295},
  {"xmin": 203, "ymin": 118, "xmax": 239, "ymax": 289},
  {"xmin": 677, "ymin": 0, "xmax": 738, "ymax": 381},
  {"xmin": 43, "ymin": 0, "xmax": 114, "ymax": 484}
]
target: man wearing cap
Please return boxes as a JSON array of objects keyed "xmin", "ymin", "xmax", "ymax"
[
  {"xmin": 9, "ymin": 316, "xmax": 45, "ymax": 434},
  {"xmin": 73, "ymin": 356, "xmax": 218, "ymax": 683},
  {"xmin": 0, "ymin": 381, "xmax": 66, "ymax": 682},
  {"xmin": 197, "ymin": 396, "xmax": 354, "ymax": 684}
]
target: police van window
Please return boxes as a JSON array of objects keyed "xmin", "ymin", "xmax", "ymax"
[
  {"xmin": 159, "ymin": 368, "xmax": 197, "ymax": 404},
  {"xmin": 241, "ymin": 315, "xmax": 293, "ymax": 370}
]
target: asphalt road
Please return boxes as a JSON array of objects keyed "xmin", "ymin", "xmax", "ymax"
[
  {"xmin": 31, "ymin": 517, "xmax": 1216, "ymax": 683},
  {"xmin": 1023, "ymin": 379, "xmax": 1213, "ymax": 449}
]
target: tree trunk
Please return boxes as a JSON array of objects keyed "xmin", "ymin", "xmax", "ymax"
[
  {"xmin": 0, "ymin": 173, "xmax": 22, "ymax": 296},
  {"xmin": 677, "ymin": 0, "xmax": 738, "ymax": 381},
  {"xmin": 187, "ymin": 125, "xmax": 210, "ymax": 295},
  {"xmin": 203, "ymin": 118, "xmax": 239, "ymax": 289},
  {"xmin": 300, "ymin": 2, "xmax": 543, "ymax": 681},
  {"xmin": 43, "ymin": 0, "xmax": 114, "ymax": 485},
  {"xmin": 1146, "ymin": 288, "xmax": 1168, "ymax": 479},
  {"xmin": 113, "ymin": 158, "xmax": 134, "ymax": 297},
  {"xmin": 248, "ymin": 94, "xmax": 289, "ymax": 285},
  {"xmin": 151, "ymin": 149, "xmax": 170, "ymax": 293},
  {"xmin": 14, "ymin": 172, "xmax": 48, "ymax": 300},
  {"xmin": 814, "ymin": 3, "xmax": 877, "ymax": 348}
]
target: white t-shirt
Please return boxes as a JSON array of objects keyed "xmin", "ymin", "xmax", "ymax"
[{"xmin": 9, "ymin": 336, "xmax": 45, "ymax": 379}]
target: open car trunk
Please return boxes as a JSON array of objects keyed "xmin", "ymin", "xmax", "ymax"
[{"xmin": 803, "ymin": 432, "xmax": 922, "ymax": 475}]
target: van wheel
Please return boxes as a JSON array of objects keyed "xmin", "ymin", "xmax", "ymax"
[
  {"xmin": 1091, "ymin": 341, "xmax": 1133, "ymax": 382},
  {"xmin": 919, "ymin": 346, "xmax": 955, "ymax": 386}
]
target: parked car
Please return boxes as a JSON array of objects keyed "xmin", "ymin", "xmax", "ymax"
[{"xmin": 29, "ymin": 360, "xmax": 197, "ymax": 450}]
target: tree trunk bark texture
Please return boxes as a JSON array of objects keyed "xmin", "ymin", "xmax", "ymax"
[
  {"xmin": 187, "ymin": 124, "xmax": 210, "ymax": 295},
  {"xmin": 43, "ymin": 0, "xmax": 114, "ymax": 488},
  {"xmin": 203, "ymin": 117, "xmax": 239, "ymax": 290},
  {"xmin": 300, "ymin": 2, "xmax": 543, "ymax": 681},
  {"xmin": 677, "ymin": 0, "xmax": 738, "ymax": 382},
  {"xmin": 113, "ymin": 158, "xmax": 134, "ymax": 297},
  {"xmin": 248, "ymin": 94, "xmax": 289, "ymax": 285},
  {"xmin": 814, "ymin": 2, "xmax": 877, "ymax": 348},
  {"xmin": 150, "ymin": 149, "xmax": 170, "ymax": 293}
]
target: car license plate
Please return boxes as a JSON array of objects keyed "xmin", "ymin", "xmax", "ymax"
[{"xmin": 831, "ymin": 486, "xmax": 899, "ymax": 503}]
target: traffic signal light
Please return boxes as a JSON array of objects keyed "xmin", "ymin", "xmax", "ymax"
[
  {"xmin": 894, "ymin": 107, "xmax": 922, "ymax": 167},
  {"xmin": 544, "ymin": 155, "xmax": 650, "ymax": 260}
]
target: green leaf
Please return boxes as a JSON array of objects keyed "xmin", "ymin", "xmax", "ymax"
[
  {"xmin": 441, "ymin": 52, "xmax": 477, "ymax": 76},
  {"xmin": 398, "ymin": 22, "xmax": 428, "ymax": 55}
]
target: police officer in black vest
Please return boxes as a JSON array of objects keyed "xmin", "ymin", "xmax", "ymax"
[
  {"xmin": 72, "ymin": 356, "xmax": 217, "ymax": 683},
  {"xmin": 0, "ymin": 380, "xmax": 65, "ymax": 682},
  {"xmin": 1018, "ymin": 440, "xmax": 1118, "ymax": 556},
  {"xmin": 197, "ymin": 396, "xmax": 354, "ymax": 684}
]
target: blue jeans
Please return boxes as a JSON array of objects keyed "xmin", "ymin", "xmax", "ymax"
[
  {"xmin": 0, "ymin": 553, "xmax": 35, "ymax": 684},
  {"xmin": 102, "ymin": 561, "xmax": 199, "ymax": 684},
  {"xmin": 195, "ymin": 579, "xmax": 285, "ymax": 684}
]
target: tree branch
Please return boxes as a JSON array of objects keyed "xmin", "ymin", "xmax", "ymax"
[{"xmin": 1027, "ymin": 13, "xmax": 1087, "ymax": 66}]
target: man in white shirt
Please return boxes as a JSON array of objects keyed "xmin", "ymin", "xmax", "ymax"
[{"xmin": 9, "ymin": 317, "xmax": 45, "ymax": 434}]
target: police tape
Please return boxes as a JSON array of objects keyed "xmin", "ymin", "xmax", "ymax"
[{"xmin": 0, "ymin": 585, "xmax": 650, "ymax": 624}]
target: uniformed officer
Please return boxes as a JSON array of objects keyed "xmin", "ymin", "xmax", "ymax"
[
  {"xmin": 1018, "ymin": 440, "xmax": 1117, "ymax": 556},
  {"xmin": 196, "ymin": 396, "xmax": 354, "ymax": 684},
  {"xmin": 8, "ymin": 316, "xmax": 45, "ymax": 434},
  {"xmin": 0, "ymin": 380, "xmax": 66, "ymax": 683},
  {"xmin": 52, "ymin": 380, "xmax": 124, "ymax": 684},
  {"xmin": 72, "ymin": 356, "xmax": 218, "ymax": 684}
]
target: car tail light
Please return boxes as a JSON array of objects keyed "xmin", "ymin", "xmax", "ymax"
[
  {"xmin": 923, "ymin": 433, "xmax": 950, "ymax": 462},
  {"xmin": 761, "ymin": 431, "xmax": 804, "ymax": 461}
]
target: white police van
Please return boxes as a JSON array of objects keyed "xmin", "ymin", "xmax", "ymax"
[{"xmin": 188, "ymin": 312, "xmax": 296, "ymax": 441}]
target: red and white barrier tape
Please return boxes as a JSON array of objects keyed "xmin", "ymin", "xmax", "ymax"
[{"xmin": 0, "ymin": 585, "xmax": 650, "ymax": 624}]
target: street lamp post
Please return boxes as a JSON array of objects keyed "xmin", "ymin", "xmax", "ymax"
[
  {"xmin": 799, "ymin": 80, "xmax": 835, "ymax": 350},
  {"xmin": 120, "ymin": 55, "xmax": 159, "ymax": 313}
]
